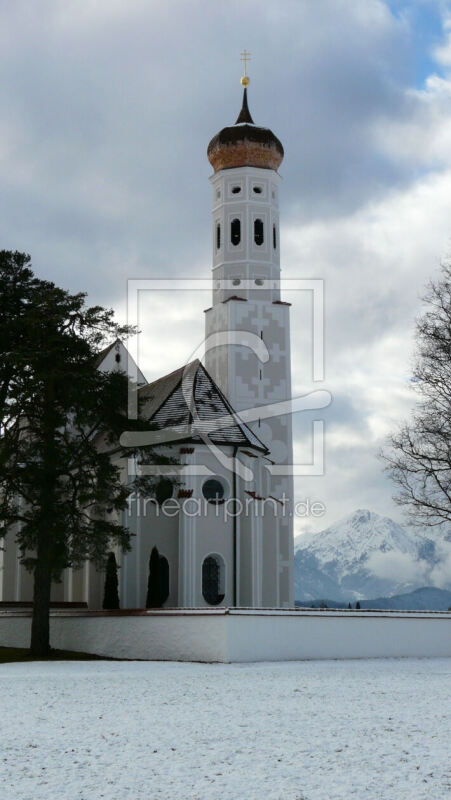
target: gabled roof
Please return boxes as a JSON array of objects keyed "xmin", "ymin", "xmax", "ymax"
[
  {"xmin": 94, "ymin": 339, "xmax": 120, "ymax": 368},
  {"xmin": 139, "ymin": 360, "xmax": 268, "ymax": 453},
  {"xmin": 94, "ymin": 339, "xmax": 147, "ymax": 385}
]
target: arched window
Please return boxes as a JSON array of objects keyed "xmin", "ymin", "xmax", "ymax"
[
  {"xmin": 159, "ymin": 555, "xmax": 169, "ymax": 605},
  {"xmin": 231, "ymin": 218, "xmax": 241, "ymax": 246},
  {"xmin": 231, "ymin": 185, "xmax": 241, "ymax": 194},
  {"xmin": 254, "ymin": 219, "xmax": 264, "ymax": 246},
  {"xmin": 273, "ymin": 224, "xmax": 277, "ymax": 250},
  {"xmin": 155, "ymin": 478, "xmax": 173, "ymax": 506},
  {"xmin": 202, "ymin": 555, "xmax": 225, "ymax": 606},
  {"xmin": 216, "ymin": 223, "xmax": 221, "ymax": 250}
]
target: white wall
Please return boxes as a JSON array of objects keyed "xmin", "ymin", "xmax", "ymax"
[
  {"xmin": 1, "ymin": 609, "xmax": 450, "ymax": 662},
  {"xmin": 225, "ymin": 610, "xmax": 451, "ymax": 662}
]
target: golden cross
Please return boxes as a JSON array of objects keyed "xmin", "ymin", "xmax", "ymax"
[{"xmin": 240, "ymin": 49, "xmax": 251, "ymax": 78}]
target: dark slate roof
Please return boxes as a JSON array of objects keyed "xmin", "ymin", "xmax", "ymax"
[{"xmin": 139, "ymin": 360, "xmax": 268, "ymax": 453}]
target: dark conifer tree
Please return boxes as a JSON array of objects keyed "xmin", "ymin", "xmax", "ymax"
[
  {"xmin": 356, "ymin": 601, "xmax": 361, "ymax": 609},
  {"xmin": 0, "ymin": 251, "xmax": 172, "ymax": 656},
  {"xmin": 146, "ymin": 546, "xmax": 162, "ymax": 608},
  {"xmin": 103, "ymin": 552, "xmax": 120, "ymax": 610}
]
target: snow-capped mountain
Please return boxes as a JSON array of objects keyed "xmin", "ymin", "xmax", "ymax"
[{"xmin": 294, "ymin": 509, "xmax": 451, "ymax": 602}]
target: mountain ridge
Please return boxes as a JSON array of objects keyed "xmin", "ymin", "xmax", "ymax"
[
  {"xmin": 294, "ymin": 509, "xmax": 451, "ymax": 603},
  {"xmin": 295, "ymin": 586, "xmax": 451, "ymax": 611}
]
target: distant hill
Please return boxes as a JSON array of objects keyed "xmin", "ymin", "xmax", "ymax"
[
  {"xmin": 295, "ymin": 586, "xmax": 451, "ymax": 611},
  {"xmin": 360, "ymin": 586, "xmax": 451, "ymax": 611},
  {"xmin": 295, "ymin": 599, "xmax": 348, "ymax": 609},
  {"xmin": 294, "ymin": 509, "xmax": 451, "ymax": 603}
]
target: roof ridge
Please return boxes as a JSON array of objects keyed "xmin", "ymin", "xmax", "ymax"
[{"xmin": 139, "ymin": 359, "xmax": 200, "ymax": 394}]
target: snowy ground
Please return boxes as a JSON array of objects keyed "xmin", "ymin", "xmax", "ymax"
[{"xmin": 1, "ymin": 658, "xmax": 450, "ymax": 800}]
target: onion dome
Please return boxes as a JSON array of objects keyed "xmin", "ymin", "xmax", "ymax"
[{"xmin": 207, "ymin": 87, "xmax": 284, "ymax": 173}]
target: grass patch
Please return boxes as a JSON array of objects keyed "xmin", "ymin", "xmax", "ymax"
[{"xmin": 0, "ymin": 646, "xmax": 108, "ymax": 663}]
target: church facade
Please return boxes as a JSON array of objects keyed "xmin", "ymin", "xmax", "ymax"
[{"xmin": 0, "ymin": 80, "xmax": 295, "ymax": 609}]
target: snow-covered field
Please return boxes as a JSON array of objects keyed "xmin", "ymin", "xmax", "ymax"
[{"xmin": 1, "ymin": 658, "xmax": 450, "ymax": 800}]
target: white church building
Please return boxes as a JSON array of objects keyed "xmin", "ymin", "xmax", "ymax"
[{"xmin": 0, "ymin": 79, "xmax": 295, "ymax": 611}]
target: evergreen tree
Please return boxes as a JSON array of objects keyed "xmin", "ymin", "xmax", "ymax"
[
  {"xmin": 146, "ymin": 546, "xmax": 162, "ymax": 608},
  {"xmin": 0, "ymin": 252, "xmax": 170, "ymax": 656},
  {"xmin": 356, "ymin": 601, "xmax": 361, "ymax": 609},
  {"xmin": 103, "ymin": 552, "xmax": 120, "ymax": 610},
  {"xmin": 348, "ymin": 602, "xmax": 351, "ymax": 609}
]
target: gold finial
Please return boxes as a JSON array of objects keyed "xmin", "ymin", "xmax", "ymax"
[{"xmin": 240, "ymin": 49, "xmax": 251, "ymax": 87}]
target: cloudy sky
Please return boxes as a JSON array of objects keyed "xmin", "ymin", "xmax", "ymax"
[{"xmin": 2, "ymin": 0, "xmax": 451, "ymax": 536}]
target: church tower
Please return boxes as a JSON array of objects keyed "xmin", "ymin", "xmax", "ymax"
[{"xmin": 205, "ymin": 63, "xmax": 294, "ymax": 607}]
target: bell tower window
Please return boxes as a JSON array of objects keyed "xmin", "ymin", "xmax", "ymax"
[
  {"xmin": 216, "ymin": 223, "xmax": 221, "ymax": 250},
  {"xmin": 254, "ymin": 218, "xmax": 264, "ymax": 246},
  {"xmin": 231, "ymin": 218, "xmax": 241, "ymax": 246},
  {"xmin": 273, "ymin": 224, "xmax": 277, "ymax": 249}
]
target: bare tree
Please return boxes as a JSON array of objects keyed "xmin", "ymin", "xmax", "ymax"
[{"xmin": 382, "ymin": 261, "xmax": 451, "ymax": 527}]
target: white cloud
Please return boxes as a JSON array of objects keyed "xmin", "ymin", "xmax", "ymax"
[
  {"xmin": 429, "ymin": 540, "xmax": 451, "ymax": 588},
  {"xmin": 367, "ymin": 550, "xmax": 429, "ymax": 583},
  {"xmin": 1, "ymin": 0, "xmax": 451, "ymax": 533}
]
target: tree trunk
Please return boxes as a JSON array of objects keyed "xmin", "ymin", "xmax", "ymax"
[
  {"xmin": 30, "ymin": 374, "xmax": 55, "ymax": 657},
  {"xmin": 30, "ymin": 554, "xmax": 52, "ymax": 657}
]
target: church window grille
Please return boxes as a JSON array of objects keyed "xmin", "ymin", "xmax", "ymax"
[
  {"xmin": 254, "ymin": 219, "xmax": 264, "ymax": 246},
  {"xmin": 202, "ymin": 555, "xmax": 225, "ymax": 606},
  {"xmin": 202, "ymin": 477, "xmax": 226, "ymax": 504},
  {"xmin": 231, "ymin": 218, "xmax": 241, "ymax": 246}
]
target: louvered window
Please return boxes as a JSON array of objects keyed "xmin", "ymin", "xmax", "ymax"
[
  {"xmin": 231, "ymin": 218, "xmax": 241, "ymax": 246},
  {"xmin": 254, "ymin": 219, "xmax": 264, "ymax": 246}
]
